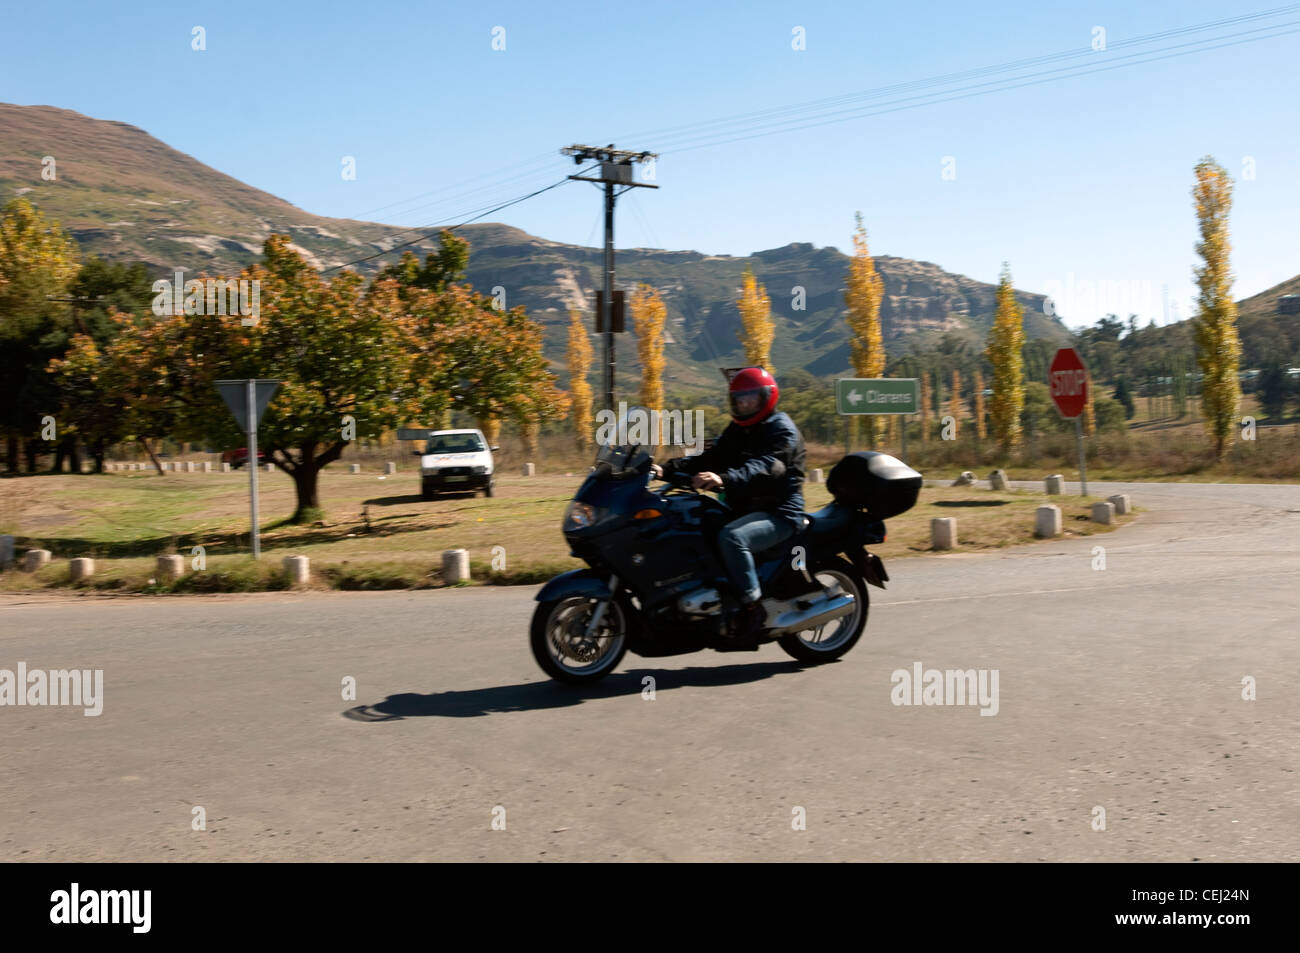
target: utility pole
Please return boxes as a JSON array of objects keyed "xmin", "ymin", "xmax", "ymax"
[{"xmin": 561, "ymin": 144, "xmax": 658, "ymax": 413}]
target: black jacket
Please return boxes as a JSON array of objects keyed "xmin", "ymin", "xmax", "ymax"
[{"xmin": 663, "ymin": 410, "xmax": 806, "ymax": 529}]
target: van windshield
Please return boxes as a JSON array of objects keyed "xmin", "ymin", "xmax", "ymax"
[{"xmin": 425, "ymin": 434, "xmax": 485, "ymax": 454}]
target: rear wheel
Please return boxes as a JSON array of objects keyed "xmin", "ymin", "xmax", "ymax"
[
  {"xmin": 777, "ymin": 558, "xmax": 868, "ymax": 664},
  {"xmin": 530, "ymin": 593, "xmax": 628, "ymax": 685}
]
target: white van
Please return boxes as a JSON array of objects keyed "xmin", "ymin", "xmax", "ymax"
[{"xmin": 415, "ymin": 429, "xmax": 498, "ymax": 499}]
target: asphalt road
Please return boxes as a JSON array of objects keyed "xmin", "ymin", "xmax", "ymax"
[{"xmin": 2, "ymin": 480, "xmax": 1297, "ymax": 861}]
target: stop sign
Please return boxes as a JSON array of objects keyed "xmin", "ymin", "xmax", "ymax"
[{"xmin": 1049, "ymin": 348, "xmax": 1089, "ymax": 418}]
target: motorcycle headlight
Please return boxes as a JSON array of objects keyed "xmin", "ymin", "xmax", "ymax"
[{"xmin": 563, "ymin": 501, "xmax": 603, "ymax": 531}]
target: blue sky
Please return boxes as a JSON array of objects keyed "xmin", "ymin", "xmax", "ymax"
[{"xmin": 3, "ymin": 0, "xmax": 1298, "ymax": 329}]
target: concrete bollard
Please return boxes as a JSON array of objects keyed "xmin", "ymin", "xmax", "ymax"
[
  {"xmin": 809, "ymin": 468, "xmax": 824, "ymax": 484},
  {"xmin": 952, "ymin": 471, "xmax": 975, "ymax": 487},
  {"xmin": 283, "ymin": 555, "xmax": 310, "ymax": 587},
  {"xmin": 69, "ymin": 557, "xmax": 95, "ymax": 582},
  {"xmin": 203, "ymin": 461, "xmax": 212, "ymax": 472},
  {"xmin": 264, "ymin": 462, "xmax": 275, "ymax": 472},
  {"xmin": 1045, "ymin": 474, "xmax": 1063, "ymax": 495},
  {"xmin": 442, "ymin": 548, "xmax": 471, "ymax": 584},
  {"xmin": 1035, "ymin": 505, "xmax": 1062, "ymax": 538},
  {"xmin": 186, "ymin": 461, "xmax": 196, "ymax": 472},
  {"xmin": 350, "ymin": 464, "xmax": 361, "ymax": 474},
  {"xmin": 1107, "ymin": 493, "xmax": 1132, "ymax": 515},
  {"xmin": 1091, "ymin": 501, "xmax": 1115, "ymax": 525},
  {"xmin": 385, "ymin": 461, "xmax": 397, "ymax": 475},
  {"xmin": 988, "ymin": 469, "xmax": 1008, "ymax": 491},
  {"xmin": 222, "ymin": 462, "xmax": 232, "ymax": 472},
  {"xmin": 24, "ymin": 549, "xmax": 52, "ymax": 572},
  {"xmin": 0, "ymin": 535, "xmax": 14, "ymax": 569},
  {"xmin": 523, "ymin": 462, "xmax": 535, "ymax": 477},
  {"xmin": 156, "ymin": 554, "xmax": 185, "ymax": 582},
  {"xmin": 931, "ymin": 517, "xmax": 958, "ymax": 550}
]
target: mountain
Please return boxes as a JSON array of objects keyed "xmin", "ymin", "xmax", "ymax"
[{"xmin": 2, "ymin": 102, "xmax": 1073, "ymax": 388}]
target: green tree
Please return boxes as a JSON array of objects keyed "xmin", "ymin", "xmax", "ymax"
[
  {"xmin": 1257, "ymin": 361, "xmax": 1290, "ymax": 420},
  {"xmin": 1113, "ymin": 376, "xmax": 1136, "ymax": 419},
  {"xmin": 0, "ymin": 198, "xmax": 80, "ymax": 471}
]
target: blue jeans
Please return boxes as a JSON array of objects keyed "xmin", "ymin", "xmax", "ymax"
[{"xmin": 717, "ymin": 512, "xmax": 797, "ymax": 604}]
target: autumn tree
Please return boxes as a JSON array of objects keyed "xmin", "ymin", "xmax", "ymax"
[
  {"xmin": 1083, "ymin": 373, "xmax": 1097, "ymax": 435},
  {"xmin": 844, "ymin": 212, "xmax": 886, "ymax": 445},
  {"xmin": 984, "ymin": 263, "xmax": 1026, "ymax": 454},
  {"xmin": 567, "ymin": 309, "xmax": 594, "ymax": 452},
  {"xmin": 736, "ymin": 264, "xmax": 774, "ymax": 370},
  {"xmin": 973, "ymin": 367, "xmax": 987, "ymax": 438},
  {"xmin": 0, "ymin": 198, "xmax": 79, "ymax": 471},
  {"xmin": 630, "ymin": 283, "xmax": 667, "ymax": 441},
  {"xmin": 122, "ymin": 236, "xmax": 418, "ymax": 521},
  {"xmin": 1191, "ymin": 156, "xmax": 1242, "ymax": 460},
  {"xmin": 403, "ymin": 282, "xmax": 568, "ymax": 454}
]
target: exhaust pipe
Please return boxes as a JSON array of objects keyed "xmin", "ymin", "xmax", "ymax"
[{"xmin": 769, "ymin": 591, "xmax": 855, "ymax": 635}]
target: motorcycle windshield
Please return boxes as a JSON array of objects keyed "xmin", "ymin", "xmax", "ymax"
[{"xmin": 593, "ymin": 442, "xmax": 651, "ymax": 475}]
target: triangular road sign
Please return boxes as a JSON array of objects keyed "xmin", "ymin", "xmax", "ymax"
[{"xmin": 216, "ymin": 379, "xmax": 281, "ymax": 433}]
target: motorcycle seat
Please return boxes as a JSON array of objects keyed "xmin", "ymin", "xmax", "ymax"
[{"xmin": 804, "ymin": 501, "xmax": 854, "ymax": 539}]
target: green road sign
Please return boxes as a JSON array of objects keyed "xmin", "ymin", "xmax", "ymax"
[{"xmin": 836, "ymin": 378, "xmax": 919, "ymax": 415}]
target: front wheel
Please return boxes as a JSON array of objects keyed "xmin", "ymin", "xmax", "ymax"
[
  {"xmin": 778, "ymin": 558, "xmax": 868, "ymax": 664},
  {"xmin": 530, "ymin": 593, "xmax": 628, "ymax": 685},
  {"xmin": 483, "ymin": 481, "xmax": 494, "ymax": 498}
]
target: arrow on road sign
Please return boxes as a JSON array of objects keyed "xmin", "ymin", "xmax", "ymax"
[{"xmin": 847, "ymin": 389, "xmax": 863, "ymax": 405}]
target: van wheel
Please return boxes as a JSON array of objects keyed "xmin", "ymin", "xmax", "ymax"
[{"xmin": 483, "ymin": 482, "xmax": 494, "ymax": 498}]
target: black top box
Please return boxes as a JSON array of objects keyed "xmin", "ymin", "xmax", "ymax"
[{"xmin": 826, "ymin": 452, "xmax": 923, "ymax": 519}]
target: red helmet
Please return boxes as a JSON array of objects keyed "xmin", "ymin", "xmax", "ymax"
[{"xmin": 728, "ymin": 367, "xmax": 779, "ymax": 426}]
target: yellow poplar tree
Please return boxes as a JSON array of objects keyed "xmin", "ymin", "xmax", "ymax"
[
  {"xmin": 973, "ymin": 368, "xmax": 987, "ymax": 439},
  {"xmin": 567, "ymin": 309, "xmax": 593, "ymax": 452},
  {"xmin": 844, "ymin": 212, "xmax": 885, "ymax": 444},
  {"xmin": 1191, "ymin": 156, "xmax": 1242, "ymax": 460},
  {"xmin": 1083, "ymin": 375, "xmax": 1096, "ymax": 436},
  {"xmin": 736, "ymin": 264, "xmax": 775, "ymax": 370},
  {"xmin": 984, "ymin": 263, "xmax": 1026, "ymax": 454},
  {"xmin": 630, "ymin": 284, "xmax": 667, "ymax": 442}
]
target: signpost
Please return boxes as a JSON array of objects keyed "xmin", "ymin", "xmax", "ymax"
[
  {"xmin": 1048, "ymin": 348, "xmax": 1090, "ymax": 496},
  {"xmin": 836, "ymin": 378, "xmax": 919, "ymax": 458},
  {"xmin": 216, "ymin": 379, "xmax": 281, "ymax": 558}
]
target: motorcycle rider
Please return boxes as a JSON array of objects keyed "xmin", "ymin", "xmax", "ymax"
[{"xmin": 650, "ymin": 367, "xmax": 806, "ymax": 640}]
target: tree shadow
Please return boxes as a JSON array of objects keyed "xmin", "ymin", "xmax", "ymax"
[
  {"xmin": 341, "ymin": 660, "xmax": 810, "ymax": 721},
  {"xmin": 8, "ymin": 514, "xmax": 456, "ymax": 560},
  {"xmin": 931, "ymin": 499, "xmax": 1012, "ymax": 507}
]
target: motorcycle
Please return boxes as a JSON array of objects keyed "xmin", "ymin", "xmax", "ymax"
[{"xmin": 529, "ymin": 441, "xmax": 922, "ymax": 685}]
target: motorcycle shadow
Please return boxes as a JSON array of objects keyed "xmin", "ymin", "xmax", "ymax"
[{"xmin": 341, "ymin": 660, "xmax": 808, "ymax": 721}]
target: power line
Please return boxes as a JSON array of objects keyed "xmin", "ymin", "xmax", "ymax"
[
  {"xmin": 607, "ymin": 5, "xmax": 1300, "ymax": 155},
  {"xmin": 657, "ymin": 19, "xmax": 1300, "ymax": 154},
  {"xmin": 321, "ymin": 169, "xmax": 594, "ymax": 275}
]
